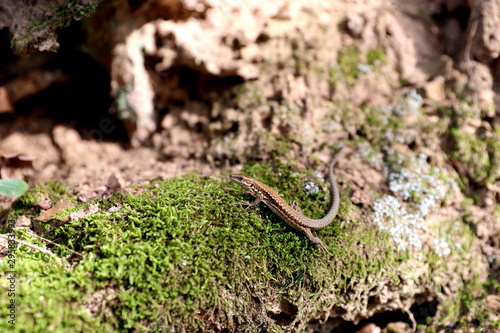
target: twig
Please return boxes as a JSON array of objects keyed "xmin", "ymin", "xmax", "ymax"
[
  {"xmin": 31, "ymin": 234, "xmax": 83, "ymax": 257},
  {"xmin": 0, "ymin": 234, "xmax": 63, "ymax": 267}
]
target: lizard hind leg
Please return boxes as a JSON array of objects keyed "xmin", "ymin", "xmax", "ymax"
[{"xmin": 302, "ymin": 228, "xmax": 330, "ymax": 253}]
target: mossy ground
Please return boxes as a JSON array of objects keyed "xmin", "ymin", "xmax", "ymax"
[
  {"xmin": 2, "ymin": 0, "xmax": 499, "ymax": 330},
  {"xmin": 1, "ymin": 160, "xmax": 416, "ymax": 332},
  {"xmin": 0, "ymin": 77, "xmax": 493, "ymax": 330}
]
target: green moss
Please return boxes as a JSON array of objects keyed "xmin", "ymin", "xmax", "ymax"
[
  {"xmin": 412, "ymin": 215, "xmax": 486, "ymax": 330},
  {"xmin": 337, "ymin": 45, "xmax": 361, "ymax": 80},
  {"xmin": 115, "ymin": 82, "xmax": 135, "ymax": 120},
  {"xmin": 36, "ymin": 203, "xmax": 92, "ymax": 237},
  {"xmin": 449, "ymin": 127, "xmax": 499, "ymax": 185},
  {"xmin": 338, "ymin": 99, "xmax": 406, "ymax": 147},
  {"xmin": 11, "ymin": 1, "xmax": 103, "ymax": 54},
  {"xmin": 17, "ymin": 180, "xmax": 67, "ymax": 208},
  {"xmin": 311, "ymin": 64, "xmax": 327, "ymax": 80},
  {"xmin": 438, "ymin": 105, "xmax": 475, "ymax": 121},
  {"xmin": 1, "ymin": 164, "xmax": 412, "ymax": 331},
  {"xmin": 233, "ymin": 83, "xmax": 268, "ymax": 112},
  {"xmin": 3, "ymin": 180, "xmax": 71, "ymax": 227},
  {"xmin": 366, "ymin": 48, "xmax": 387, "ymax": 66},
  {"xmin": 329, "ymin": 45, "xmax": 360, "ymax": 89},
  {"xmin": 436, "ymin": 270, "xmax": 491, "ymax": 330},
  {"xmin": 0, "ymin": 229, "xmax": 104, "ymax": 332},
  {"xmin": 329, "ymin": 47, "xmax": 387, "ymax": 89},
  {"xmin": 436, "ymin": 104, "xmax": 500, "ymax": 190}
]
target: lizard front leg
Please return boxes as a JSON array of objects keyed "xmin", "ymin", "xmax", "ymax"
[{"xmin": 238, "ymin": 193, "xmax": 264, "ymax": 209}]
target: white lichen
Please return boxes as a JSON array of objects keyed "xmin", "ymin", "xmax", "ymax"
[
  {"xmin": 391, "ymin": 89, "xmax": 423, "ymax": 117},
  {"xmin": 358, "ymin": 141, "xmax": 384, "ymax": 170},
  {"xmin": 303, "ymin": 181, "xmax": 320, "ymax": 195},
  {"xmin": 357, "ymin": 63, "xmax": 372, "ymax": 73},
  {"xmin": 372, "ymin": 195, "xmax": 424, "ymax": 251},
  {"xmin": 372, "ymin": 152, "xmax": 458, "ymax": 257}
]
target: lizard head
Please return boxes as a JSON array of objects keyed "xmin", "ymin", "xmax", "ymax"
[
  {"xmin": 230, "ymin": 174, "xmax": 262, "ymax": 198},
  {"xmin": 229, "ymin": 174, "xmax": 255, "ymax": 189},
  {"xmin": 230, "ymin": 174, "xmax": 265, "ymax": 197}
]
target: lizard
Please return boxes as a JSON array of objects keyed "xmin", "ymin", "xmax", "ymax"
[{"xmin": 230, "ymin": 152, "xmax": 341, "ymax": 251}]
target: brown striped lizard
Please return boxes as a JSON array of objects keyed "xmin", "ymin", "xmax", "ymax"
[{"xmin": 230, "ymin": 152, "xmax": 341, "ymax": 251}]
